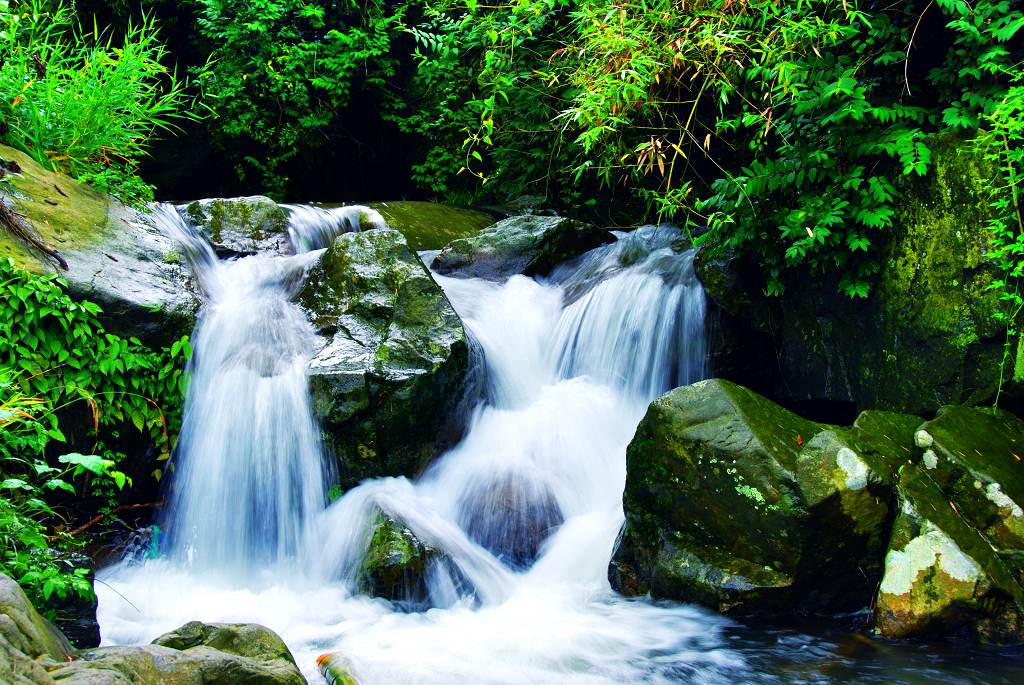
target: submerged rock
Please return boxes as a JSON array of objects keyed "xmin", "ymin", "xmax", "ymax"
[
  {"xmin": 457, "ymin": 472, "xmax": 563, "ymax": 570},
  {"xmin": 430, "ymin": 215, "xmax": 614, "ymax": 280},
  {"xmin": 875, "ymin": 406, "xmax": 1024, "ymax": 642},
  {"xmin": 0, "ymin": 144, "xmax": 199, "ymax": 347},
  {"xmin": 696, "ymin": 133, "xmax": 1019, "ymax": 415},
  {"xmin": 300, "ymin": 227, "xmax": 470, "ymax": 487},
  {"xmin": 613, "ymin": 379, "xmax": 914, "ymax": 614},
  {"xmin": 181, "ymin": 196, "xmax": 289, "ymax": 257}
]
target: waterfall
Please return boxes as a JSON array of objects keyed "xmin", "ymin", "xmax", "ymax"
[
  {"xmin": 98, "ymin": 215, "xmax": 743, "ymax": 684},
  {"xmin": 144, "ymin": 203, "xmax": 383, "ymax": 575}
]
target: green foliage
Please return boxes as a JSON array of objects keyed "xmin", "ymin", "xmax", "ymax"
[
  {"xmin": 0, "ymin": 257, "xmax": 190, "ymax": 607},
  {"xmin": 0, "ymin": 0, "xmax": 191, "ymax": 205},
  {"xmin": 193, "ymin": 0, "xmax": 404, "ymax": 196},
  {"xmin": 387, "ymin": 1, "xmax": 579, "ymax": 205}
]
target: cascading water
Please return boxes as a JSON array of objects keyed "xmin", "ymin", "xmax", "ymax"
[{"xmin": 97, "ymin": 210, "xmax": 1014, "ymax": 685}]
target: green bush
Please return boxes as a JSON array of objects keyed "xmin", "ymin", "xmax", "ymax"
[
  {"xmin": 0, "ymin": 257, "xmax": 190, "ymax": 607},
  {"xmin": 0, "ymin": 0, "xmax": 192, "ymax": 205},
  {"xmin": 193, "ymin": 0, "xmax": 403, "ymax": 196}
]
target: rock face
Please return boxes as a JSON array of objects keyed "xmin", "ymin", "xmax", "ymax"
[
  {"xmin": 0, "ymin": 574, "xmax": 307, "ymax": 685},
  {"xmin": 430, "ymin": 215, "xmax": 614, "ymax": 280},
  {"xmin": 613, "ymin": 379, "xmax": 913, "ymax": 614},
  {"xmin": 0, "ymin": 144, "xmax": 199, "ymax": 347},
  {"xmin": 181, "ymin": 196, "xmax": 289, "ymax": 257},
  {"xmin": 695, "ymin": 133, "xmax": 1019, "ymax": 416},
  {"xmin": 875, "ymin": 407, "xmax": 1024, "ymax": 642},
  {"xmin": 299, "ymin": 228, "xmax": 471, "ymax": 488}
]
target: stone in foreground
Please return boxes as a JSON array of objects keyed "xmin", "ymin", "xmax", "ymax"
[
  {"xmin": 614, "ymin": 379, "xmax": 912, "ymax": 614},
  {"xmin": 875, "ymin": 406, "xmax": 1024, "ymax": 642}
]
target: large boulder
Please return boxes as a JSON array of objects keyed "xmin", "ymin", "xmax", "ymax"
[
  {"xmin": 613, "ymin": 379, "xmax": 914, "ymax": 614},
  {"xmin": 180, "ymin": 197, "xmax": 289, "ymax": 257},
  {"xmin": 368, "ymin": 201, "xmax": 496, "ymax": 251},
  {"xmin": 430, "ymin": 215, "xmax": 614, "ymax": 280},
  {"xmin": 299, "ymin": 227, "xmax": 471, "ymax": 488},
  {"xmin": 874, "ymin": 406, "xmax": 1024, "ymax": 642},
  {"xmin": 0, "ymin": 145, "xmax": 199, "ymax": 347},
  {"xmin": 696, "ymin": 133, "xmax": 1019, "ymax": 416}
]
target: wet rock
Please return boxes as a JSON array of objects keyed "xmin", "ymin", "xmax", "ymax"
[
  {"xmin": 613, "ymin": 379, "xmax": 915, "ymax": 614},
  {"xmin": 359, "ymin": 511, "xmax": 439, "ymax": 605},
  {"xmin": 457, "ymin": 473, "xmax": 563, "ymax": 570},
  {"xmin": 695, "ymin": 133, "xmax": 1018, "ymax": 415},
  {"xmin": 1, "ymin": 572, "xmax": 307, "ymax": 684},
  {"xmin": 0, "ymin": 573, "xmax": 72, "ymax": 664},
  {"xmin": 430, "ymin": 215, "xmax": 614, "ymax": 280},
  {"xmin": 0, "ymin": 144, "xmax": 199, "ymax": 347},
  {"xmin": 874, "ymin": 406, "xmax": 1024, "ymax": 642},
  {"xmin": 368, "ymin": 201, "xmax": 496, "ymax": 251},
  {"xmin": 181, "ymin": 196, "xmax": 289, "ymax": 257},
  {"xmin": 299, "ymin": 227, "xmax": 470, "ymax": 487}
]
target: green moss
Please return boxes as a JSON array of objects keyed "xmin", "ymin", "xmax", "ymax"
[
  {"xmin": 369, "ymin": 200, "xmax": 495, "ymax": 250},
  {"xmin": 0, "ymin": 144, "xmax": 111, "ymax": 271}
]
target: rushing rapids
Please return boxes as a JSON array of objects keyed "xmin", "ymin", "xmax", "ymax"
[{"xmin": 97, "ymin": 207, "xmax": 1018, "ymax": 685}]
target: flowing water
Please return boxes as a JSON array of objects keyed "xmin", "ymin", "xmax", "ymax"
[{"xmin": 97, "ymin": 207, "xmax": 1023, "ymax": 685}]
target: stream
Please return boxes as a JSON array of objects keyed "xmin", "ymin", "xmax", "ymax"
[{"xmin": 96, "ymin": 206, "xmax": 1024, "ymax": 685}]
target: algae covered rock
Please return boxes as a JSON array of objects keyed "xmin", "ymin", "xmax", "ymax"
[
  {"xmin": 368, "ymin": 201, "xmax": 495, "ymax": 251},
  {"xmin": 358, "ymin": 511, "xmax": 439, "ymax": 605},
  {"xmin": 181, "ymin": 196, "xmax": 289, "ymax": 257},
  {"xmin": 1, "ymin": 571, "xmax": 307, "ymax": 685},
  {"xmin": 874, "ymin": 406, "xmax": 1024, "ymax": 642},
  {"xmin": 614, "ymin": 379, "xmax": 915, "ymax": 613},
  {"xmin": 430, "ymin": 215, "xmax": 614, "ymax": 280},
  {"xmin": 299, "ymin": 227, "xmax": 470, "ymax": 487},
  {"xmin": 695, "ymin": 133, "xmax": 1015, "ymax": 415},
  {"xmin": 0, "ymin": 145, "xmax": 199, "ymax": 346}
]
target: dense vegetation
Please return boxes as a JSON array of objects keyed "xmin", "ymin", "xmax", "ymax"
[{"xmin": 0, "ymin": 0, "xmax": 1022, "ymax": 605}]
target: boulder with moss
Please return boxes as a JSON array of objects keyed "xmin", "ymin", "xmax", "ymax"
[
  {"xmin": 874, "ymin": 406, "xmax": 1024, "ymax": 642},
  {"xmin": 299, "ymin": 227, "xmax": 472, "ymax": 488},
  {"xmin": 181, "ymin": 196, "xmax": 289, "ymax": 257},
  {"xmin": 0, "ymin": 145, "xmax": 199, "ymax": 347},
  {"xmin": 613, "ymin": 379, "xmax": 918, "ymax": 614},
  {"xmin": 695, "ymin": 133, "xmax": 1018, "ymax": 416},
  {"xmin": 1, "ymin": 573, "xmax": 306, "ymax": 685},
  {"xmin": 358, "ymin": 511, "xmax": 439, "ymax": 606},
  {"xmin": 430, "ymin": 215, "xmax": 614, "ymax": 280}
]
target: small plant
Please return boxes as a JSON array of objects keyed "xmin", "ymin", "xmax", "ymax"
[
  {"xmin": 0, "ymin": 0, "xmax": 193, "ymax": 204},
  {"xmin": 0, "ymin": 257, "xmax": 190, "ymax": 605}
]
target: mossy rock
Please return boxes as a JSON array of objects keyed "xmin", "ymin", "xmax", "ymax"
[
  {"xmin": 1, "ymin": 573, "xmax": 307, "ymax": 685},
  {"xmin": 299, "ymin": 228, "xmax": 470, "ymax": 487},
  {"xmin": 0, "ymin": 145, "xmax": 198, "ymax": 346},
  {"xmin": 614, "ymin": 379, "xmax": 916, "ymax": 614},
  {"xmin": 181, "ymin": 196, "xmax": 289, "ymax": 257},
  {"xmin": 875, "ymin": 406, "xmax": 1024, "ymax": 642},
  {"xmin": 358, "ymin": 511, "xmax": 438, "ymax": 605},
  {"xmin": 430, "ymin": 214, "xmax": 614, "ymax": 280},
  {"xmin": 368, "ymin": 201, "xmax": 495, "ymax": 251},
  {"xmin": 694, "ymin": 133, "xmax": 1014, "ymax": 415}
]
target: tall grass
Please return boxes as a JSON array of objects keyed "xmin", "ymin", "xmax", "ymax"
[{"xmin": 0, "ymin": 0, "xmax": 192, "ymax": 203}]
